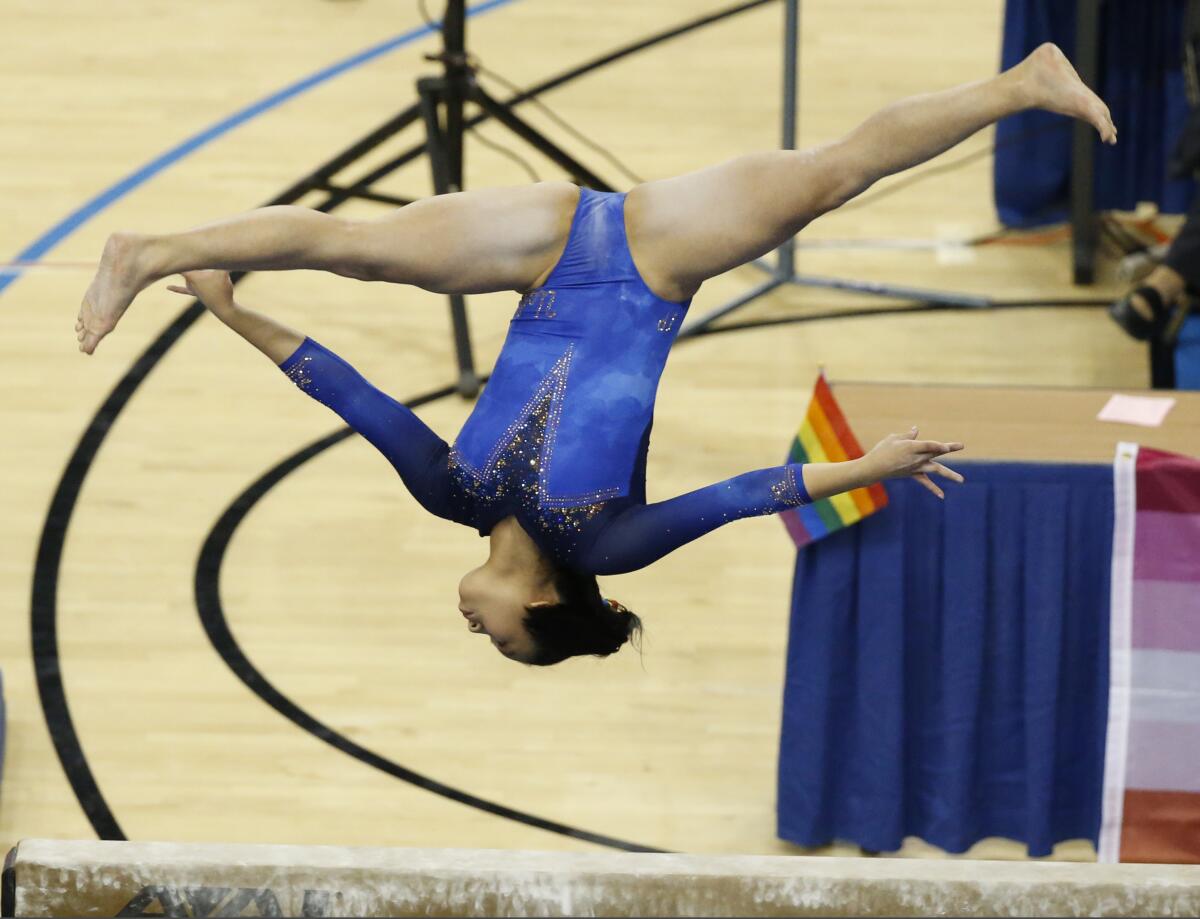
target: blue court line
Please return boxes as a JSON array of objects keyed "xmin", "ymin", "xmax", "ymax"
[{"xmin": 0, "ymin": 0, "xmax": 516, "ymax": 298}]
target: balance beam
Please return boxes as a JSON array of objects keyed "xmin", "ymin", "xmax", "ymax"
[{"xmin": 5, "ymin": 838, "xmax": 1200, "ymax": 917}]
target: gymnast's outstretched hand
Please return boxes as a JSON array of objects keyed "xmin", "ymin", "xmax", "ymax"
[
  {"xmin": 166, "ymin": 270, "xmax": 304, "ymax": 364},
  {"xmin": 862, "ymin": 427, "xmax": 965, "ymax": 499},
  {"xmin": 166, "ymin": 269, "xmax": 236, "ymax": 316}
]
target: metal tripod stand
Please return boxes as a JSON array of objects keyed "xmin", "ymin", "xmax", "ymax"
[
  {"xmin": 275, "ymin": 0, "xmax": 985, "ymax": 386},
  {"xmin": 415, "ymin": 0, "xmax": 626, "ymax": 395},
  {"xmin": 272, "ymin": 0, "xmax": 615, "ymax": 397},
  {"xmin": 679, "ymin": 0, "xmax": 990, "ymax": 341}
]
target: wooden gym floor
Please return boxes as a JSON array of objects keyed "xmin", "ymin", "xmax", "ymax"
[{"xmin": 0, "ymin": 0, "xmax": 1149, "ymax": 859}]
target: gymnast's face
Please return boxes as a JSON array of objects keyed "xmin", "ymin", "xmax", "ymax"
[{"xmin": 457, "ymin": 565, "xmax": 553, "ymax": 663}]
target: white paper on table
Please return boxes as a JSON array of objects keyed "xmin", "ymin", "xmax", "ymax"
[{"xmin": 1097, "ymin": 393, "xmax": 1176, "ymax": 428}]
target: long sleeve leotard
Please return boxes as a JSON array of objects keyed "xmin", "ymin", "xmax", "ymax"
[{"xmin": 279, "ymin": 189, "xmax": 811, "ymax": 575}]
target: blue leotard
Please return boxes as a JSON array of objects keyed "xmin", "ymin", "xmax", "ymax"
[{"xmin": 279, "ymin": 188, "xmax": 811, "ymax": 575}]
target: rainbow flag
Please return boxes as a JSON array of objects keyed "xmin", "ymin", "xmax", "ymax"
[{"xmin": 781, "ymin": 373, "xmax": 888, "ymax": 548}]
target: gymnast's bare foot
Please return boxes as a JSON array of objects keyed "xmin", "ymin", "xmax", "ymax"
[
  {"xmin": 76, "ymin": 232, "xmax": 158, "ymax": 355},
  {"xmin": 1016, "ymin": 42, "xmax": 1117, "ymax": 144}
]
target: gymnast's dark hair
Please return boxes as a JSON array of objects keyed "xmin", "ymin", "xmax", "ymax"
[{"xmin": 523, "ymin": 564, "xmax": 642, "ymax": 666}]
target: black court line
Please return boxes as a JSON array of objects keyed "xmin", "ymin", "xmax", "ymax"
[
  {"xmin": 193, "ymin": 389, "xmax": 665, "ymax": 853},
  {"xmin": 34, "ymin": 0, "xmax": 1101, "ymax": 851},
  {"xmin": 31, "ymin": 302, "xmax": 207, "ymax": 840},
  {"xmin": 31, "ymin": 294, "xmax": 1112, "ymax": 846},
  {"xmin": 191, "ymin": 292, "xmax": 1116, "ymax": 851},
  {"xmin": 30, "ymin": 0, "xmax": 775, "ymax": 846}
]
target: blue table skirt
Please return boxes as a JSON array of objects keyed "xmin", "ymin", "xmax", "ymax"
[{"xmin": 777, "ymin": 462, "xmax": 1113, "ymax": 856}]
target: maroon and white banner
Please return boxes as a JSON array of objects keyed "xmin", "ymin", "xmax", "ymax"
[{"xmin": 1101, "ymin": 444, "xmax": 1200, "ymax": 864}]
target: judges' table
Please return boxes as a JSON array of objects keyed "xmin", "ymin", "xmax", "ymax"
[{"xmin": 777, "ymin": 384, "xmax": 1200, "ymax": 861}]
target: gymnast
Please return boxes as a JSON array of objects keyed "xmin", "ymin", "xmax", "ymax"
[{"xmin": 76, "ymin": 44, "xmax": 1115, "ymax": 665}]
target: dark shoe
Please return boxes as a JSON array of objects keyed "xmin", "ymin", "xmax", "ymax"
[{"xmin": 1109, "ymin": 285, "xmax": 1168, "ymax": 341}]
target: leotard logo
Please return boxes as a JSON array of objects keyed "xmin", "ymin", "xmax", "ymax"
[{"xmin": 516, "ymin": 289, "xmax": 557, "ymax": 320}]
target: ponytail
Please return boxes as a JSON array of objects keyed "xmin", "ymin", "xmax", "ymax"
[{"xmin": 523, "ymin": 567, "xmax": 643, "ymax": 666}]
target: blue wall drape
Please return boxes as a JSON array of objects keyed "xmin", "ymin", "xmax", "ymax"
[
  {"xmin": 777, "ymin": 463, "xmax": 1113, "ymax": 857},
  {"xmin": 994, "ymin": 0, "xmax": 1194, "ymax": 226}
]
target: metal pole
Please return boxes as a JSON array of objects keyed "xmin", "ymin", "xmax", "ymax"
[
  {"xmin": 1069, "ymin": 0, "xmax": 1100, "ymax": 284},
  {"xmin": 776, "ymin": 0, "xmax": 800, "ymax": 279},
  {"xmin": 443, "ymin": 0, "xmax": 467, "ymax": 190},
  {"xmin": 678, "ymin": 277, "xmax": 787, "ymax": 339},
  {"xmin": 420, "ymin": 75, "xmax": 480, "ymax": 397}
]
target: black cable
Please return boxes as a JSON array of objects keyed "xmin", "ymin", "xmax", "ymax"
[
  {"xmin": 415, "ymin": 0, "xmax": 645, "ymax": 186},
  {"xmin": 836, "ymin": 121, "xmax": 1071, "ymax": 214},
  {"xmin": 474, "ymin": 64, "xmax": 645, "ymax": 185},
  {"xmin": 832, "ymin": 59, "xmax": 1184, "ymax": 218},
  {"xmin": 422, "ymin": 0, "xmax": 1178, "ymax": 223},
  {"xmin": 418, "ymin": 0, "xmax": 1172, "ymax": 255},
  {"xmin": 467, "ymin": 122, "xmax": 542, "ymax": 181},
  {"xmin": 418, "ymin": 0, "xmax": 440, "ymax": 32},
  {"xmin": 415, "ymin": 1, "xmax": 544, "ymax": 182},
  {"xmin": 418, "ymin": 0, "xmax": 1061, "ymax": 202}
]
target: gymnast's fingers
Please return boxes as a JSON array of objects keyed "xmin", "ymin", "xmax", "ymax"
[
  {"xmin": 914, "ymin": 472, "xmax": 944, "ymax": 499},
  {"xmin": 914, "ymin": 440, "xmax": 964, "ymax": 455},
  {"xmin": 922, "ymin": 461, "xmax": 964, "ymax": 483}
]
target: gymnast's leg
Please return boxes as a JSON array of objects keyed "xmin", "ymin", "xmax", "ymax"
[
  {"xmin": 77, "ymin": 181, "xmax": 579, "ymax": 354},
  {"xmin": 624, "ymin": 43, "xmax": 1117, "ymax": 302}
]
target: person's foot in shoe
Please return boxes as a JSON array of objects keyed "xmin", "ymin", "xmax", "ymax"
[{"xmin": 1109, "ymin": 264, "xmax": 1187, "ymax": 340}]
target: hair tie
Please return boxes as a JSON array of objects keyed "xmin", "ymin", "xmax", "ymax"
[{"xmin": 604, "ymin": 598, "xmax": 629, "ymax": 614}]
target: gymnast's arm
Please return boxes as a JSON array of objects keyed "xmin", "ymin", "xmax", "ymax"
[
  {"xmin": 578, "ymin": 435, "xmax": 965, "ymax": 575},
  {"xmin": 577, "ymin": 463, "xmax": 816, "ymax": 575},
  {"xmin": 167, "ymin": 270, "xmax": 462, "ymax": 522}
]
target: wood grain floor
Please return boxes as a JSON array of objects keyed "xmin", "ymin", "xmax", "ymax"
[{"xmin": 0, "ymin": 0, "xmax": 1157, "ymax": 861}]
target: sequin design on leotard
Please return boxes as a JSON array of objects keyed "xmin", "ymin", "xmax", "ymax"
[
  {"xmin": 447, "ymin": 345, "xmax": 612, "ymax": 545},
  {"xmin": 284, "ymin": 353, "xmax": 315, "ymax": 391},
  {"xmin": 275, "ymin": 188, "xmax": 815, "ymax": 575},
  {"xmin": 770, "ymin": 466, "xmax": 806, "ymax": 508}
]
